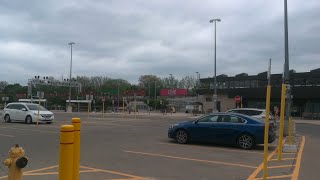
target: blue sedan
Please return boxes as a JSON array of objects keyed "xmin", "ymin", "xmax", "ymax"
[{"xmin": 168, "ymin": 113, "xmax": 276, "ymax": 149}]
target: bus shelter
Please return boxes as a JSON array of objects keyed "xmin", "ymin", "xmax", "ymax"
[{"xmin": 65, "ymin": 100, "xmax": 91, "ymax": 112}]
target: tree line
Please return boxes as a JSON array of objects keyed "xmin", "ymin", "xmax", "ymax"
[{"xmin": 0, "ymin": 74, "xmax": 198, "ymax": 108}]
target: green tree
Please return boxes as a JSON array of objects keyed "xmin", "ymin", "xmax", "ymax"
[
  {"xmin": 0, "ymin": 81, "xmax": 9, "ymax": 92},
  {"xmin": 162, "ymin": 76, "xmax": 178, "ymax": 89},
  {"xmin": 138, "ymin": 75, "xmax": 163, "ymax": 97}
]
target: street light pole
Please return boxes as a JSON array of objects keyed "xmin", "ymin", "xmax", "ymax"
[
  {"xmin": 169, "ymin": 74, "xmax": 173, "ymax": 88},
  {"xmin": 169, "ymin": 74, "xmax": 173, "ymax": 113},
  {"xmin": 68, "ymin": 42, "xmax": 75, "ymax": 109},
  {"xmin": 209, "ymin": 18, "xmax": 221, "ymax": 113},
  {"xmin": 154, "ymin": 81, "xmax": 157, "ymax": 111},
  {"xmin": 196, "ymin": 72, "xmax": 200, "ymax": 102},
  {"xmin": 284, "ymin": 0, "xmax": 292, "ymax": 135},
  {"xmin": 284, "ymin": 0, "xmax": 291, "ymax": 116},
  {"xmin": 196, "ymin": 72, "xmax": 199, "ymax": 89},
  {"xmin": 117, "ymin": 83, "xmax": 120, "ymax": 112}
]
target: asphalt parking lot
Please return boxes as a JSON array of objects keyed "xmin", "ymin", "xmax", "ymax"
[{"xmin": 0, "ymin": 112, "xmax": 307, "ymax": 180}]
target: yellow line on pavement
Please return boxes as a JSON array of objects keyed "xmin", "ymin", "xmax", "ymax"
[
  {"xmin": 268, "ymin": 165, "xmax": 294, "ymax": 169},
  {"xmin": 159, "ymin": 142, "xmax": 265, "ymax": 155},
  {"xmin": 23, "ymin": 165, "xmax": 58, "ymax": 174},
  {"xmin": 82, "ymin": 121, "xmax": 132, "ymax": 127},
  {"xmin": 124, "ymin": 150, "xmax": 257, "ymax": 169},
  {"xmin": 291, "ymin": 136, "xmax": 305, "ymax": 180},
  {"xmin": 0, "ymin": 127, "xmax": 57, "ymax": 134},
  {"xmin": 0, "ymin": 133, "xmax": 15, "ymax": 138},
  {"xmin": 24, "ymin": 172, "xmax": 58, "ymax": 176},
  {"xmin": 282, "ymin": 152, "xmax": 296, "ymax": 154},
  {"xmin": 247, "ymin": 147, "xmax": 278, "ymax": 179},
  {"xmin": 80, "ymin": 166, "xmax": 143, "ymax": 179},
  {"xmin": 269, "ymin": 158, "xmax": 295, "ymax": 161},
  {"xmin": 24, "ymin": 169, "xmax": 99, "ymax": 176},
  {"xmin": 108, "ymin": 178, "xmax": 141, "ymax": 180},
  {"xmin": 255, "ymin": 174, "xmax": 292, "ymax": 179}
]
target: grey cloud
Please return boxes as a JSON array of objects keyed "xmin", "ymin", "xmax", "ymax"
[{"xmin": 0, "ymin": 0, "xmax": 319, "ymax": 85}]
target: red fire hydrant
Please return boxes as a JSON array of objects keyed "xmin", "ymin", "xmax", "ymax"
[{"xmin": 3, "ymin": 144, "xmax": 28, "ymax": 180}]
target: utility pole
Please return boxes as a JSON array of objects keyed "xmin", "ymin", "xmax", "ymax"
[
  {"xmin": 68, "ymin": 42, "xmax": 75, "ymax": 112},
  {"xmin": 284, "ymin": 0, "xmax": 292, "ymax": 136},
  {"xmin": 209, "ymin": 18, "xmax": 221, "ymax": 112}
]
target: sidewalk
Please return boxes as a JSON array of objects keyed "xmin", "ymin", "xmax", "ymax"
[
  {"xmin": 294, "ymin": 119, "xmax": 320, "ymax": 125},
  {"xmin": 52, "ymin": 110, "xmax": 199, "ymax": 118}
]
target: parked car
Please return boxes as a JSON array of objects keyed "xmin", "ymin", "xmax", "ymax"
[
  {"xmin": 227, "ymin": 108, "xmax": 275, "ymax": 122},
  {"xmin": 168, "ymin": 113, "xmax": 276, "ymax": 149},
  {"xmin": 3, "ymin": 102, "xmax": 54, "ymax": 124}
]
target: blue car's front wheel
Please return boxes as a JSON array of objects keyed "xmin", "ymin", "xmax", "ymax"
[
  {"xmin": 237, "ymin": 134, "xmax": 255, "ymax": 149},
  {"xmin": 176, "ymin": 130, "xmax": 189, "ymax": 144}
]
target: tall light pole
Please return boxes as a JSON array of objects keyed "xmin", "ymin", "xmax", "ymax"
[
  {"xmin": 154, "ymin": 81, "xmax": 157, "ymax": 111},
  {"xmin": 196, "ymin": 72, "xmax": 200, "ymax": 101},
  {"xmin": 169, "ymin": 74, "xmax": 173, "ymax": 88},
  {"xmin": 196, "ymin": 72, "xmax": 199, "ymax": 89},
  {"xmin": 196, "ymin": 72, "xmax": 200, "ymax": 89},
  {"xmin": 284, "ymin": 0, "xmax": 291, "ymax": 118},
  {"xmin": 169, "ymin": 74, "xmax": 173, "ymax": 112},
  {"xmin": 68, "ymin": 42, "xmax": 75, "ymax": 109},
  {"xmin": 209, "ymin": 18, "xmax": 221, "ymax": 112},
  {"xmin": 117, "ymin": 83, "xmax": 120, "ymax": 112}
]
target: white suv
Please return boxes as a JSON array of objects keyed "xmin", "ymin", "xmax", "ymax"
[{"xmin": 3, "ymin": 102, "xmax": 54, "ymax": 124}]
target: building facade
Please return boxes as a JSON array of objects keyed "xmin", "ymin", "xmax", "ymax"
[{"xmin": 196, "ymin": 68, "xmax": 320, "ymax": 118}]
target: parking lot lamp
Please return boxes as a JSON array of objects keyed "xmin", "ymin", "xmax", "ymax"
[
  {"xmin": 68, "ymin": 42, "xmax": 75, "ymax": 109},
  {"xmin": 209, "ymin": 18, "xmax": 221, "ymax": 112}
]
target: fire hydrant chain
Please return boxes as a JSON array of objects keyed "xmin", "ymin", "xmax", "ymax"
[{"xmin": 2, "ymin": 144, "xmax": 28, "ymax": 180}]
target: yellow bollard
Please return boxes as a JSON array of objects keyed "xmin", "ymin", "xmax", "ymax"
[
  {"xmin": 278, "ymin": 84, "xmax": 286, "ymax": 160},
  {"xmin": 263, "ymin": 85, "xmax": 271, "ymax": 179},
  {"xmin": 59, "ymin": 125, "xmax": 74, "ymax": 180},
  {"xmin": 72, "ymin": 118, "xmax": 81, "ymax": 180}
]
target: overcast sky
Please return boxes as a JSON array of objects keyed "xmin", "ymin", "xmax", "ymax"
[{"xmin": 0, "ymin": 0, "xmax": 319, "ymax": 85}]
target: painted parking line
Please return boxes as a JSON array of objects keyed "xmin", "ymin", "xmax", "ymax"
[
  {"xmin": 80, "ymin": 166, "xmax": 143, "ymax": 179},
  {"xmin": 291, "ymin": 136, "xmax": 305, "ymax": 180},
  {"xmin": 106, "ymin": 178, "xmax": 141, "ymax": 180},
  {"xmin": 82, "ymin": 121, "xmax": 133, "ymax": 127},
  {"xmin": 0, "ymin": 127, "xmax": 57, "ymax": 134},
  {"xmin": 247, "ymin": 147, "xmax": 278, "ymax": 179},
  {"xmin": 0, "ymin": 165, "xmax": 145, "ymax": 180},
  {"xmin": 159, "ymin": 142, "xmax": 268, "ymax": 155},
  {"xmin": 0, "ymin": 133, "xmax": 15, "ymax": 138},
  {"xmin": 268, "ymin": 165, "xmax": 294, "ymax": 169},
  {"xmin": 269, "ymin": 158, "xmax": 296, "ymax": 161},
  {"xmin": 247, "ymin": 136, "xmax": 306, "ymax": 180},
  {"xmin": 254, "ymin": 174, "xmax": 292, "ymax": 179},
  {"xmin": 124, "ymin": 150, "xmax": 257, "ymax": 169}
]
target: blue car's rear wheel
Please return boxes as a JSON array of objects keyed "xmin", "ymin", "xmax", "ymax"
[
  {"xmin": 238, "ymin": 134, "xmax": 255, "ymax": 149},
  {"xmin": 175, "ymin": 130, "xmax": 189, "ymax": 144}
]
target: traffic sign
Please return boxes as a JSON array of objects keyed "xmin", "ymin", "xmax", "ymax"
[
  {"xmin": 101, "ymin": 96, "xmax": 105, "ymax": 102},
  {"xmin": 234, "ymin": 95, "xmax": 241, "ymax": 103}
]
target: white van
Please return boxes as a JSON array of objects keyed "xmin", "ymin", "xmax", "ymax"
[{"xmin": 3, "ymin": 102, "xmax": 54, "ymax": 124}]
